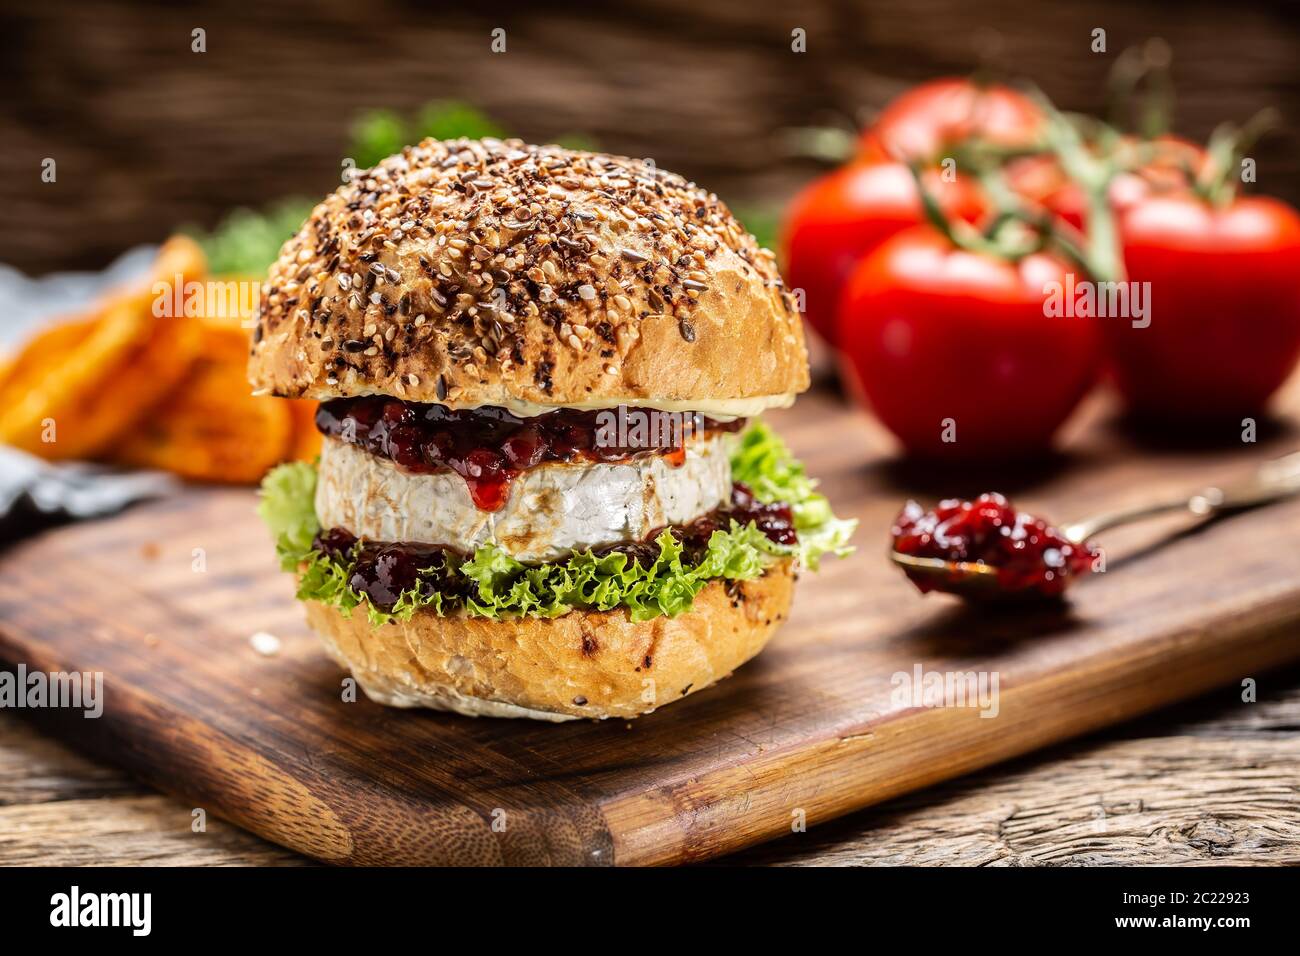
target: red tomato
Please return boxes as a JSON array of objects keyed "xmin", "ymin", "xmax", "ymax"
[
  {"xmin": 838, "ymin": 226, "xmax": 1100, "ymax": 459},
  {"xmin": 860, "ymin": 78, "xmax": 1044, "ymax": 163},
  {"xmin": 780, "ymin": 162, "xmax": 985, "ymax": 344},
  {"xmin": 1005, "ymin": 154, "xmax": 1087, "ymax": 229},
  {"xmin": 1107, "ymin": 193, "xmax": 1300, "ymax": 420}
]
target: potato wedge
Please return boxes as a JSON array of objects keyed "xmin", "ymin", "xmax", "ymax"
[
  {"xmin": 285, "ymin": 398, "xmax": 322, "ymax": 462},
  {"xmin": 112, "ymin": 313, "xmax": 292, "ymax": 483},
  {"xmin": 0, "ymin": 236, "xmax": 207, "ymax": 459},
  {"xmin": 198, "ymin": 310, "xmax": 322, "ymax": 465}
]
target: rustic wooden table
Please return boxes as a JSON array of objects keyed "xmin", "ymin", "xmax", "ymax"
[{"xmin": 4, "ymin": 665, "xmax": 1296, "ymax": 866}]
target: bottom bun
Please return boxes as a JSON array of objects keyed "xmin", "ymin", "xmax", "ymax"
[{"xmin": 303, "ymin": 560, "xmax": 795, "ymax": 720}]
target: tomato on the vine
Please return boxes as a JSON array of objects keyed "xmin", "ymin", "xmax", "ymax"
[
  {"xmin": 859, "ymin": 78, "xmax": 1044, "ymax": 163},
  {"xmin": 837, "ymin": 226, "xmax": 1100, "ymax": 459},
  {"xmin": 1008, "ymin": 136, "xmax": 1205, "ymax": 231},
  {"xmin": 1107, "ymin": 192, "xmax": 1300, "ymax": 421},
  {"xmin": 780, "ymin": 162, "xmax": 985, "ymax": 344}
]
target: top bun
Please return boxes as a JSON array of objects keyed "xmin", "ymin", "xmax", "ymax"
[{"xmin": 247, "ymin": 138, "xmax": 807, "ymax": 411}]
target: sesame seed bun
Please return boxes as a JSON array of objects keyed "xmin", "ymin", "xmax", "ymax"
[
  {"xmin": 247, "ymin": 138, "xmax": 808, "ymax": 411},
  {"xmin": 304, "ymin": 560, "xmax": 795, "ymax": 721}
]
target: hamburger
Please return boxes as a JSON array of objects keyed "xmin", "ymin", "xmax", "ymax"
[{"xmin": 251, "ymin": 138, "xmax": 853, "ymax": 720}]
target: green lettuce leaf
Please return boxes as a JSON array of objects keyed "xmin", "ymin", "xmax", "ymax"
[
  {"xmin": 258, "ymin": 421, "xmax": 855, "ymax": 623},
  {"xmin": 257, "ymin": 459, "xmax": 320, "ymax": 570},
  {"xmin": 189, "ymin": 199, "xmax": 316, "ymax": 277},
  {"xmin": 730, "ymin": 420, "xmax": 857, "ymax": 569}
]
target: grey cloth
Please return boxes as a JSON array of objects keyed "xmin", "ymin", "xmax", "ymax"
[{"xmin": 0, "ymin": 446, "xmax": 178, "ymax": 546}]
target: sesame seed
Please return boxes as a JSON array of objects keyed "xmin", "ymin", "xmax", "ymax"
[{"xmin": 256, "ymin": 139, "xmax": 797, "ymax": 383}]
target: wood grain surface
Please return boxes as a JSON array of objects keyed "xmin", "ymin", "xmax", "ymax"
[
  {"xmin": 1, "ymin": 377, "xmax": 1299, "ymax": 865},
  {"xmin": 726, "ymin": 669, "xmax": 1300, "ymax": 865},
  {"xmin": 6, "ymin": 672, "xmax": 1298, "ymax": 867},
  {"xmin": 3, "ymin": 0, "xmax": 1298, "ymax": 273}
]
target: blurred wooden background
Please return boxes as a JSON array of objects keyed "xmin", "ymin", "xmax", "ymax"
[{"xmin": 2, "ymin": 0, "xmax": 1297, "ymax": 274}]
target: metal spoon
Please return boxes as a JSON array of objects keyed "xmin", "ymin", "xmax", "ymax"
[{"xmin": 891, "ymin": 450, "xmax": 1300, "ymax": 599}]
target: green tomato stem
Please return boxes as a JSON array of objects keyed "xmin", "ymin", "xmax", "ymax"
[{"xmin": 1032, "ymin": 91, "xmax": 1125, "ymax": 284}]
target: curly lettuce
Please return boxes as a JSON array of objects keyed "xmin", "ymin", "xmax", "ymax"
[
  {"xmin": 257, "ymin": 457, "xmax": 320, "ymax": 570},
  {"xmin": 258, "ymin": 421, "xmax": 855, "ymax": 623},
  {"xmin": 730, "ymin": 421, "xmax": 857, "ymax": 570}
]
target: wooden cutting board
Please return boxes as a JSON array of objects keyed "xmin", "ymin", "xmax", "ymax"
[{"xmin": 3, "ymin": 378, "xmax": 1300, "ymax": 865}]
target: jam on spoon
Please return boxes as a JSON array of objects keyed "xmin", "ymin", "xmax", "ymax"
[
  {"xmin": 889, "ymin": 453, "xmax": 1300, "ymax": 601},
  {"xmin": 891, "ymin": 493, "xmax": 1099, "ymax": 598}
]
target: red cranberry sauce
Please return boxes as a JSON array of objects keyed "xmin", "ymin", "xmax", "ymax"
[
  {"xmin": 891, "ymin": 492, "xmax": 1098, "ymax": 596},
  {"xmin": 313, "ymin": 483, "xmax": 796, "ymax": 613},
  {"xmin": 315, "ymin": 527, "xmax": 472, "ymax": 611},
  {"xmin": 317, "ymin": 396, "xmax": 745, "ymax": 512}
]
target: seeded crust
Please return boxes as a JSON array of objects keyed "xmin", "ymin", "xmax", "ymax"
[
  {"xmin": 247, "ymin": 138, "xmax": 808, "ymax": 408},
  {"xmin": 303, "ymin": 560, "xmax": 795, "ymax": 720}
]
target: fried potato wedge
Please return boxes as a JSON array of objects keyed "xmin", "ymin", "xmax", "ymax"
[
  {"xmin": 196, "ymin": 313, "xmax": 320, "ymax": 469},
  {"xmin": 285, "ymin": 398, "xmax": 322, "ymax": 462},
  {"xmin": 112, "ymin": 313, "xmax": 292, "ymax": 483},
  {"xmin": 0, "ymin": 236, "xmax": 207, "ymax": 459}
]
